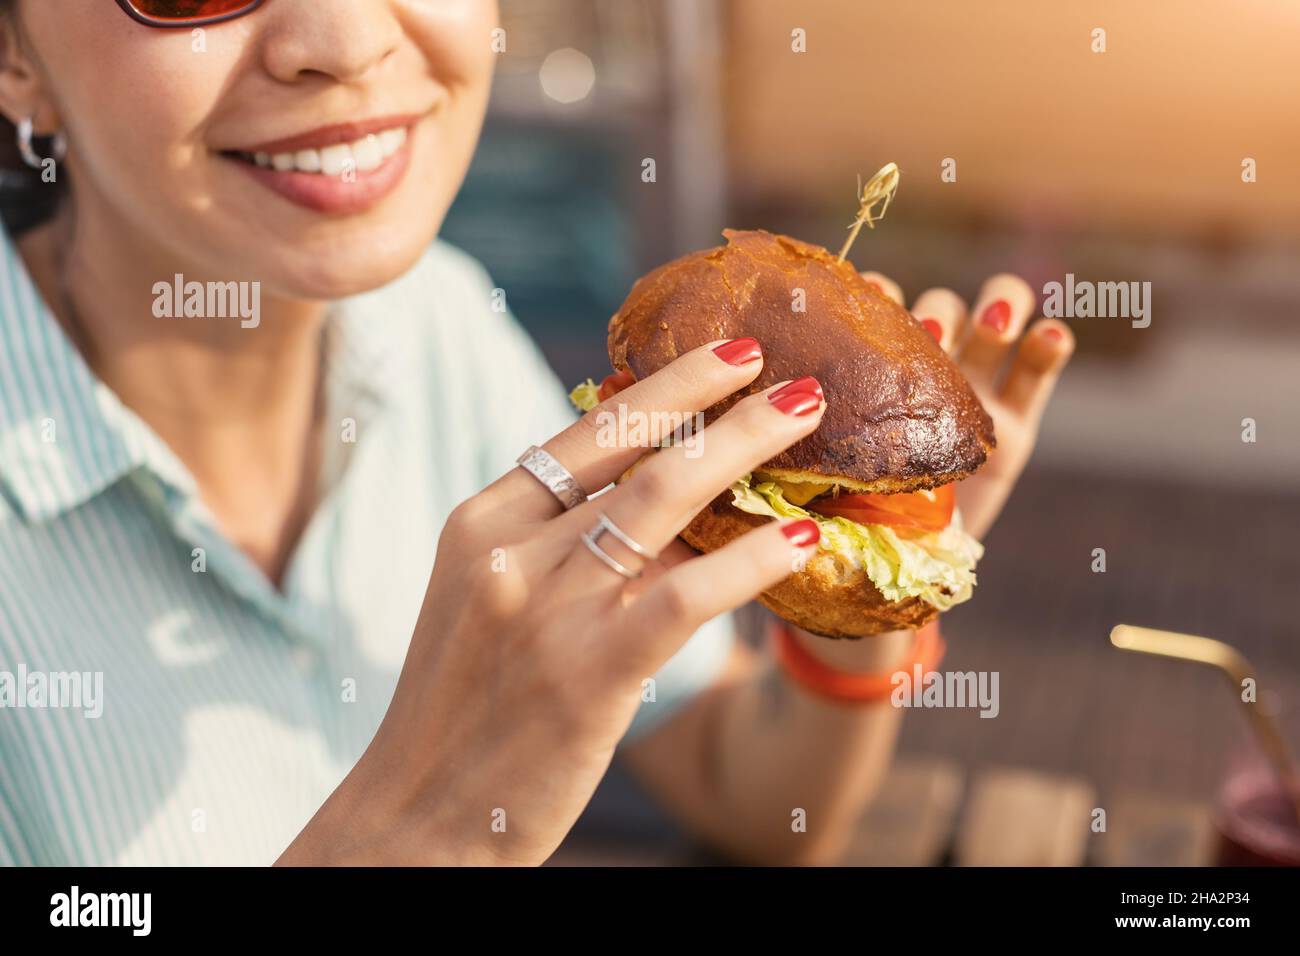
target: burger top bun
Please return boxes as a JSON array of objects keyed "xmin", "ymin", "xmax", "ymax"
[{"xmin": 607, "ymin": 229, "xmax": 995, "ymax": 494}]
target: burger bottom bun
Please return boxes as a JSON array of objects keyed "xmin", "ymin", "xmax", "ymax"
[{"xmin": 679, "ymin": 494, "xmax": 940, "ymax": 640}]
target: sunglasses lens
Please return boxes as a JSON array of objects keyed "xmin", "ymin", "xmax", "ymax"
[{"xmin": 128, "ymin": 0, "xmax": 258, "ymax": 22}]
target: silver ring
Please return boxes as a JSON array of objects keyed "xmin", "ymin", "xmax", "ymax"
[
  {"xmin": 580, "ymin": 513, "xmax": 658, "ymax": 580},
  {"xmin": 516, "ymin": 445, "xmax": 587, "ymax": 511}
]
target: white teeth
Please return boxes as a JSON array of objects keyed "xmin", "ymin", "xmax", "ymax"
[
  {"xmin": 319, "ymin": 144, "xmax": 351, "ymax": 177},
  {"xmin": 353, "ymin": 134, "xmax": 383, "ymax": 173},
  {"xmin": 294, "ymin": 148, "xmax": 322, "ymax": 173},
  {"xmin": 247, "ymin": 126, "xmax": 408, "ymax": 175}
]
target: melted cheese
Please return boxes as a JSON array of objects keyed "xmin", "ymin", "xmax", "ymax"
[{"xmin": 755, "ymin": 474, "xmax": 836, "ymax": 506}]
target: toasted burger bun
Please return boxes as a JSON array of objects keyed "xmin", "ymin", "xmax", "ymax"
[
  {"xmin": 610, "ymin": 229, "xmax": 994, "ymax": 494},
  {"xmin": 607, "ymin": 229, "xmax": 995, "ymax": 638}
]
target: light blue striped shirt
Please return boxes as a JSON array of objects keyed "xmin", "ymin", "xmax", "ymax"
[{"xmin": 0, "ymin": 230, "xmax": 734, "ymax": 865}]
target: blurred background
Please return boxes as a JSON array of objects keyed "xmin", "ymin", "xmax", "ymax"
[{"xmin": 441, "ymin": 0, "xmax": 1300, "ymax": 865}]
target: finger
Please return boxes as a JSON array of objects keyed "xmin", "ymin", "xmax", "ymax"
[
  {"xmin": 910, "ymin": 287, "xmax": 967, "ymax": 353},
  {"xmin": 859, "ymin": 271, "xmax": 905, "ymax": 306},
  {"xmin": 958, "ymin": 273, "xmax": 1037, "ymax": 390},
  {"xmin": 618, "ymin": 517, "xmax": 821, "ymax": 671},
  {"xmin": 557, "ymin": 377, "xmax": 826, "ymax": 577},
  {"xmin": 617, "ymin": 538, "xmax": 698, "ymax": 599},
  {"xmin": 1000, "ymin": 319, "xmax": 1075, "ymax": 419},
  {"xmin": 651, "ymin": 538, "xmax": 699, "ymax": 572},
  {"xmin": 492, "ymin": 338, "xmax": 765, "ymax": 520}
]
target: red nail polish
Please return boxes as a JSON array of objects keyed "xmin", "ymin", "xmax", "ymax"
[
  {"xmin": 920, "ymin": 317, "xmax": 943, "ymax": 343},
  {"xmin": 1041, "ymin": 326, "xmax": 1064, "ymax": 343},
  {"xmin": 782, "ymin": 519, "xmax": 820, "ymax": 548},
  {"xmin": 768, "ymin": 385, "xmax": 822, "ymax": 417},
  {"xmin": 713, "ymin": 337, "xmax": 763, "ymax": 366},
  {"xmin": 770, "ymin": 375, "xmax": 822, "ymax": 402},
  {"xmin": 979, "ymin": 300, "xmax": 1011, "ymax": 333}
]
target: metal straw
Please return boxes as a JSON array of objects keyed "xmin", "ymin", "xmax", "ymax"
[{"xmin": 1110, "ymin": 624, "xmax": 1300, "ymax": 827}]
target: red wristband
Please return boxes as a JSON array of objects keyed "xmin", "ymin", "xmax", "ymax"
[{"xmin": 772, "ymin": 618, "xmax": 946, "ymax": 705}]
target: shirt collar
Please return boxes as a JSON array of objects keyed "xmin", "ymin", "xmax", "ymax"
[{"xmin": 0, "ymin": 227, "xmax": 405, "ymax": 524}]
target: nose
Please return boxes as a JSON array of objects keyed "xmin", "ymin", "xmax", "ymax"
[{"xmin": 259, "ymin": 0, "xmax": 402, "ymax": 85}]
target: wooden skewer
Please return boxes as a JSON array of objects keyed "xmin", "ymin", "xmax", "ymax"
[
  {"xmin": 1110, "ymin": 624, "xmax": 1300, "ymax": 827},
  {"xmin": 836, "ymin": 162, "xmax": 901, "ymax": 264}
]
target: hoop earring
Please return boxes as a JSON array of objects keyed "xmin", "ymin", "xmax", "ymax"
[{"xmin": 17, "ymin": 116, "xmax": 67, "ymax": 170}]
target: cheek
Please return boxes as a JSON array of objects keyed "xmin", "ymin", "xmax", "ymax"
[
  {"xmin": 381, "ymin": 2, "xmax": 494, "ymax": 222},
  {"xmin": 61, "ymin": 40, "xmax": 238, "ymax": 204},
  {"xmin": 404, "ymin": 0, "xmax": 498, "ymax": 93}
]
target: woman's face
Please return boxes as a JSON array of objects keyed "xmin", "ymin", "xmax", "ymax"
[{"xmin": 18, "ymin": 0, "xmax": 497, "ymax": 298}]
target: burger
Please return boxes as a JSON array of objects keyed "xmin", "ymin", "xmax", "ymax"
[{"xmin": 570, "ymin": 228, "xmax": 994, "ymax": 639}]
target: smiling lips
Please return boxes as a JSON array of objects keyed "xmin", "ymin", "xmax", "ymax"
[
  {"xmin": 225, "ymin": 117, "xmax": 418, "ymax": 215},
  {"xmin": 238, "ymin": 128, "xmax": 409, "ymax": 176}
]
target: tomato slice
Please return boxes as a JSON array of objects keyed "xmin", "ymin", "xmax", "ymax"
[
  {"xmin": 808, "ymin": 484, "xmax": 955, "ymax": 534},
  {"xmin": 597, "ymin": 369, "xmax": 636, "ymax": 401}
]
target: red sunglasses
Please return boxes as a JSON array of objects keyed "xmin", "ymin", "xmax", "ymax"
[{"xmin": 115, "ymin": 0, "xmax": 268, "ymax": 28}]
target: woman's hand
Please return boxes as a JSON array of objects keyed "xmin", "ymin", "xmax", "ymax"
[
  {"xmin": 860, "ymin": 271, "xmax": 1075, "ymax": 540},
  {"xmin": 786, "ymin": 272, "xmax": 1074, "ymax": 667},
  {"xmin": 278, "ymin": 340, "xmax": 826, "ymax": 866}
]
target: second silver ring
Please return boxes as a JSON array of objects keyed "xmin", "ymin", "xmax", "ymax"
[{"xmin": 580, "ymin": 513, "xmax": 658, "ymax": 580}]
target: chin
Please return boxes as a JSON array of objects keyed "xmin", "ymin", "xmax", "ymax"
[{"xmin": 248, "ymin": 216, "xmax": 443, "ymax": 302}]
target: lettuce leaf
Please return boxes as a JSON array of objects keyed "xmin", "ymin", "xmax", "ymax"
[
  {"xmin": 569, "ymin": 379, "xmax": 601, "ymax": 412},
  {"xmin": 730, "ymin": 473, "xmax": 983, "ymax": 611}
]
